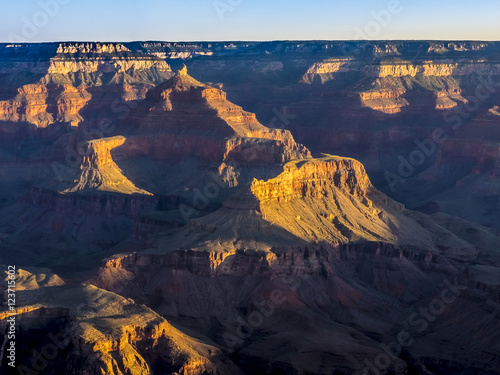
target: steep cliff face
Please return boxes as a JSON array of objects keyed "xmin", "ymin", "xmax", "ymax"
[
  {"xmin": 177, "ymin": 42, "xmax": 498, "ymax": 234},
  {"xmin": 86, "ymin": 159, "xmax": 498, "ymax": 373},
  {"xmin": 0, "ymin": 66, "xmax": 316, "ymax": 278},
  {"xmin": 249, "ymin": 155, "xmax": 474, "ymax": 252},
  {"xmin": 223, "ymin": 134, "xmax": 310, "ymax": 166},
  {"xmin": 0, "ymin": 42, "xmax": 173, "ymax": 129},
  {"xmin": 245, "ymin": 129, "xmax": 311, "ymax": 159},
  {"xmin": 2, "ymin": 41, "xmax": 499, "ymax": 124},
  {"xmin": 0, "ymin": 270, "xmax": 240, "ymax": 375},
  {"xmin": 45, "ymin": 57, "xmax": 172, "ymax": 86},
  {"xmin": 0, "ymin": 67, "xmax": 313, "ymax": 261},
  {"xmin": 129, "ymin": 41, "xmax": 500, "ymax": 62},
  {"xmin": 163, "ymin": 42, "xmax": 499, "ymax": 217},
  {"xmin": 28, "ymin": 187, "xmax": 157, "ymax": 217},
  {"xmin": 38, "ymin": 67, "xmax": 313, "ymax": 205},
  {"xmin": 358, "ymin": 88, "xmax": 410, "ymax": 114},
  {"xmin": 368, "ymin": 61, "xmax": 500, "ymax": 78},
  {"xmin": 60, "ymin": 136, "xmax": 152, "ymax": 195},
  {"xmin": 0, "ymin": 83, "xmax": 91, "ymax": 127},
  {"xmin": 92, "ymin": 237, "xmax": 496, "ymax": 374},
  {"xmin": 113, "ymin": 66, "xmax": 310, "ymax": 168},
  {"xmin": 89, "ymin": 245, "xmax": 426, "ymax": 374},
  {"xmin": 301, "ymin": 58, "xmax": 356, "ymax": 84},
  {"xmin": 301, "ymin": 59, "xmax": 490, "ymax": 113},
  {"xmin": 0, "ymin": 42, "xmax": 172, "ymax": 83},
  {"xmin": 56, "ymin": 42, "xmax": 131, "ymax": 54},
  {"xmin": 252, "ymin": 155, "xmax": 371, "ymax": 201},
  {"xmin": 302, "ymin": 59, "xmax": 500, "ymax": 82}
]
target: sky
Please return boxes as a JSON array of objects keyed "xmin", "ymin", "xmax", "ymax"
[{"xmin": 0, "ymin": 0, "xmax": 499, "ymax": 43}]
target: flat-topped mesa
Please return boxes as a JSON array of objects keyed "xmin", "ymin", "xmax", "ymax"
[
  {"xmin": 252, "ymin": 155, "xmax": 371, "ymax": 203},
  {"xmin": 0, "ymin": 42, "xmax": 172, "ymax": 78},
  {"xmin": 301, "ymin": 58, "xmax": 355, "ymax": 84},
  {"xmin": 250, "ymin": 155, "xmax": 391, "ymax": 244},
  {"xmin": 135, "ymin": 154, "xmax": 460, "ymax": 252},
  {"xmin": 249, "ymin": 155, "xmax": 451, "ymax": 246},
  {"xmin": 46, "ymin": 57, "xmax": 172, "ymax": 76},
  {"xmin": 46, "ymin": 44, "xmax": 173, "ymax": 83},
  {"xmin": 368, "ymin": 61, "xmax": 500, "ymax": 78}
]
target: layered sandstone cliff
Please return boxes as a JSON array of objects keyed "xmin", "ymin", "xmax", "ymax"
[
  {"xmin": 0, "ymin": 83, "xmax": 91, "ymax": 127},
  {"xmin": 61, "ymin": 136, "xmax": 152, "ymax": 195},
  {"xmin": 91, "ymin": 235, "xmax": 493, "ymax": 374},
  {"xmin": 303, "ymin": 59, "xmax": 500, "ymax": 81},
  {"xmin": 300, "ymin": 59, "xmax": 499, "ymax": 113},
  {"xmin": 140, "ymin": 65, "xmax": 268, "ymax": 137},
  {"xmin": 120, "ymin": 66, "xmax": 310, "ymax": 166},
  {"xmin": 0, "ymin": 42, "xmax": 173, "ymax": 128},
  {"xmin": 251, "ymin": 155, "xmax": 371, "ymax": 201},
  {"xmin": 0, "ymin": 269, "xmax": 240, "ymax": 375},
  {"xmin": 249, "ymin": 154, "xmax": 472, "ymax": 251}
]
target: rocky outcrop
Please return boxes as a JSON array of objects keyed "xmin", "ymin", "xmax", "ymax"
[
  {"xmin": 97, "ymin": 242, "xmax": 448, "ymax": 283},
  {"xmin": 91, "ymin": 240, "xmax": 483, "ymax": 374},
  {"xmin": 62, "ymin": 136, "xmax": 152, "ymax": 195},
  {"xmin": 0, "ymin": 276, "xmax": 240, "ymax": 375},
  {"xmin": 302, "ymin": 60, "xmax": 481, "ymax": 114},
  {"xmin": 251, "ymin": 155, "xmax": 371, "ymax": 202},
  {"xmin": 0, "ymin": 42, "xmax": 173, "ymax": 129},
  {"xmin": 46, "ymin": 57, "xmax": 171, "ymax": 80},
  {"xmin": 301, "ymin": 58, "xmax": 356, "ymax": 84},
  {"xmin": 246, "ymin": 129, "xmax": 311, "ymax": 158},
  {"xmin": 434, "ymin": 88, "xmax": 467, "ymax": 109},
  {"xmin": 0, "ymin": 83, "xmax": 91, "ymax": 127},
  {"xmin": 303, "ymin": 59, "xmax": 500, "ymax": 82},
  {"xmin": 223, "ymin": 133, "xmax": 310, "ymax": 166},
  {"xmin": 249, "ymin": 154, "xmax": 471, "ymax": 248},
  {"xmin": 140, "ymin": 65, "xmax": 268, "ymax": 137},
  {"xmin": 358, "ymin": 88, "xmax": 410, "ymax": 114},
  {"xmin": 129, "ymin": 41, "xmax": 500, "ymax": 62},
  {"xmin": 358, "ymin": 85, "xmax": 467, "ymax": 113},
  {"xmin": 0, "ymin": 42, "xmax": 172, "ymax": 79},
  {"xmin": 56, "ymin": 42, "xmax": 131, "ymax": 54}
]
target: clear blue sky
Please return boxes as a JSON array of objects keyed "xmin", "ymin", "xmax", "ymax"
[{"xmin": 1, "ymin": 0, "xmax": 499, "ymax": 42}]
